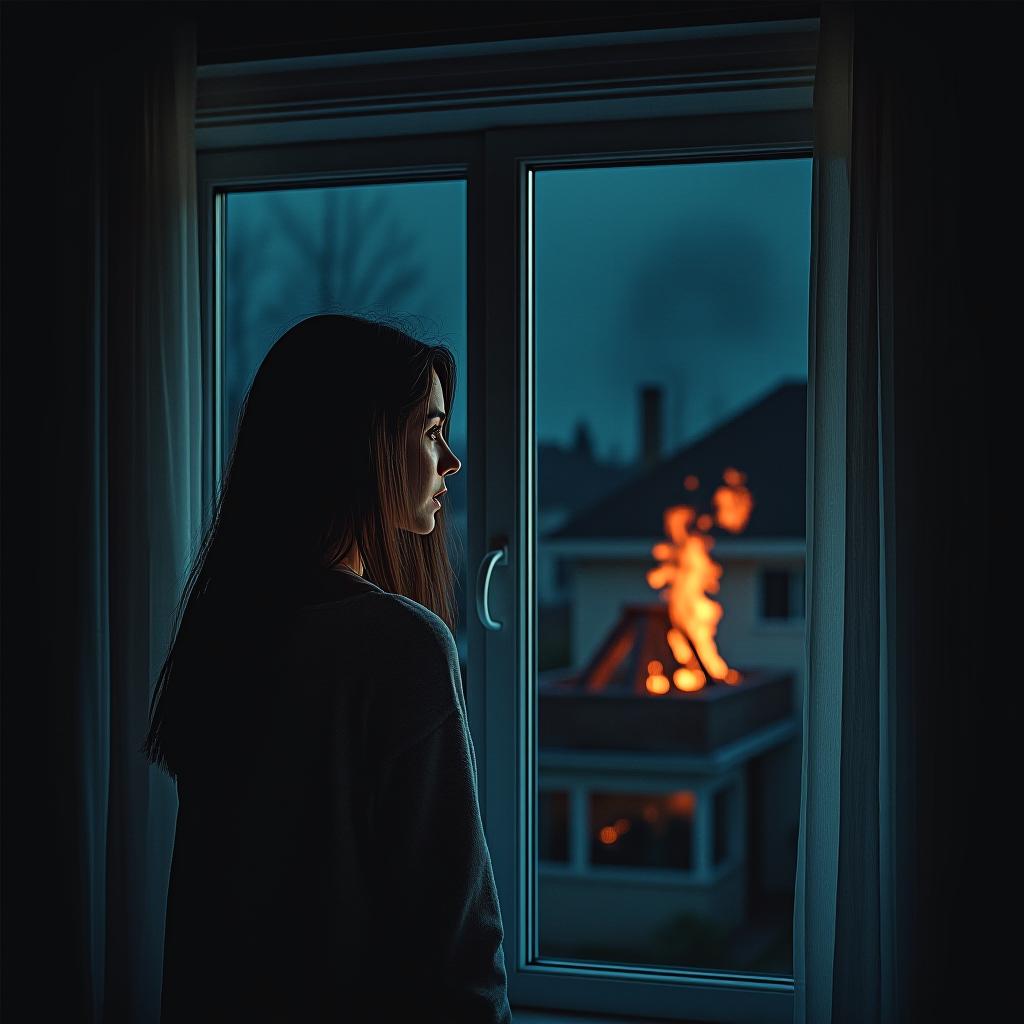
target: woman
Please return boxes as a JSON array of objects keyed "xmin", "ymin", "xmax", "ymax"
[{"xmin": 144, "ymin": 314, "xmax": 512, "ymax": 1022}]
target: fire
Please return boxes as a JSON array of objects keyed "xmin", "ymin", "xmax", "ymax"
[
  {"xmin": 645, "ymin": 468, "xmax": 754, "ymax": 690},
  {"xmin": 645, "ymin": 659, "xmax": 671, "ymax": 694},
  {"xmin": 713, "ymin": 467, "xmax": 753, "ymax": 532}
]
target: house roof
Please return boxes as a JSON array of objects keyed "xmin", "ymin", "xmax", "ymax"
[
  {"xmin": 537, "ymin": 440, "xmax": 636, "ymax": 515},
  {"xmin": 546, "ymin": 381, "xmax": 806, "ymax": 542}
]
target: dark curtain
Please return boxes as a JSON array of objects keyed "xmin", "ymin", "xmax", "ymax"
[
  {"xmin": 2, "ymin": 3, "xmax": 203, "ymax": 1021},
  {"xmin": 795, "ymin": 3, "xmax": 1008, "ymax": 1022}
]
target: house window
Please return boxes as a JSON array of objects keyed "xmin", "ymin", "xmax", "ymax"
[
  {"xmin": 760, "ymin": 567, "xmax": 805, "ymax": 621},
  {"xmin": 590, "ymin": 791, "xmax": 695, "ymax": 871}
]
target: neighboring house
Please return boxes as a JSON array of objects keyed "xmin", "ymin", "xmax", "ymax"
[
  {"xmin": 542, "ymin": 380, "xmax": 807, "ymax": 708},
  {"xmin": 534, "ymin": 381, "xmax": 807, "ymax": 968},
  {"xmin": 537, "ymin": 421, "xmax": 639, "ymax": 603}
]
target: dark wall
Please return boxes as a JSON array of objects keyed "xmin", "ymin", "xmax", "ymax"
[{"xmin": 193, "ymin": 0, "xmax": 820, "ymax": 65}]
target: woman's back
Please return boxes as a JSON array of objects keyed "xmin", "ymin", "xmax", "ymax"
[{"xmin": 160, "ymin": 568, "xmax": 511, "ymax": 1022}]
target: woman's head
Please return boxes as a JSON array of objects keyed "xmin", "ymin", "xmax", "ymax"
[
  {"xmin": 144, "ymin": 313, "xmax": 463, "ymax": 777},
  {"xmin": 222, "ymin": 313, "xmax": 461, "ymax": 583}
]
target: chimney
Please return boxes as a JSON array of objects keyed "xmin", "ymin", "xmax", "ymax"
[{"xmin": 639, "ymin": 385, "xmax": 663, "ymax": 468}]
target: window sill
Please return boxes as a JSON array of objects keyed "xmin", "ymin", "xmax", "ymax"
[{"xmin": 514, "ymin": 1010, "xmax": 675, "ymax": 1024}]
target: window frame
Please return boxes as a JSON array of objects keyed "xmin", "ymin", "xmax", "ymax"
[
  {"xmin": 757, "ymin": 564, "xmax": 807, "ymax": 625},
  {"xmin": 196, "ymin": 19, "xmax": 816, "ymax": 1023},
  {"xmin": 484, "ymin": 116, "xmax": 809, "ymax": 1022}
]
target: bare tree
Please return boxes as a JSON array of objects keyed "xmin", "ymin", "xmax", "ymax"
[{"xmin": 225, "ymin": 184, "xmax": 432, "ymax": 442}]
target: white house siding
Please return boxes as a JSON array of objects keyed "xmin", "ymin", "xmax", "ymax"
[
  {"xmin": 715, "ymin": 559, "xmax": 803, "ymax": 896},
  {"xmin": 537, "ymin": 867, "xmax": 746, "ymax": 954},
  {"xmin": 569, "ymin": 555, "xmax": 804, "ymax": 899}
]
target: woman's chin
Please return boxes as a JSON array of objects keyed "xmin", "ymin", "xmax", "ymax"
[{"xmin": 397, "ymin": 512, "xmax": 436, "ymax": 535}]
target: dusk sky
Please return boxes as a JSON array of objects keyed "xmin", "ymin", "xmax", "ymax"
[{"xmin": 226, "ymin": 156, "xmax": 811, "ymax": 466}]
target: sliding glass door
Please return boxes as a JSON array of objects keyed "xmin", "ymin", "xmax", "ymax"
[
  {"xmin": 531, "ymin": 157, "xmax": 810, "ymax": 973},
  {"xmin": 202, "ymin": 109, "xmax": 812, "ymax": 1022},
  {"xmin": 482, "ymin": 113, "xmax": 811, "ymax": 1021}
]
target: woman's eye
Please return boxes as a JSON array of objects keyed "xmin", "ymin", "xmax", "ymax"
[{"xmin": 428, "ymin": 427, "xmax": 442, "ymax": 441}]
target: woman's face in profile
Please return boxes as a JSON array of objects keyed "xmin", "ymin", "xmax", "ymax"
[{"xmin": 400, "ymin": 369, "xmax": 461, "ymax": 535}]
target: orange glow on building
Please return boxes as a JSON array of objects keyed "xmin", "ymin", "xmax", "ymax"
[
  {"xmin": 586, "ymin": 630, "xmax": 634, "ymax": 693},
  {"xmin": 667, "ymin": 791, "xmax": 696, "ymax": 817}
]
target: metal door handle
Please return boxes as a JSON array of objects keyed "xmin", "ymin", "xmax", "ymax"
[{"xmin": 476, "ymin": 544, "xmax": 508, "ymax": 631}]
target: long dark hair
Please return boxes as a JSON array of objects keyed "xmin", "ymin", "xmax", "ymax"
[{"xmin": 143, "ymin": 313, "xmax": 460, "ymax": 779}]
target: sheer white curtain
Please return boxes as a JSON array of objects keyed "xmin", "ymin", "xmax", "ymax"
[{"xmin": 77, "ymin": 12, "xmax": 204, "ymax": 1022}]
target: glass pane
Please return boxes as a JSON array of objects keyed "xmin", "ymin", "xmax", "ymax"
[
  {"xmin": 223, "ymin": 180, "xmax": 470, "ymax": 660},
  {"xmin": 538, "ymin": 790, "xmax": 570, "ymax": 864},
  {"xmin": 534, "ymin": 158, "xmax": 810, "ymax": 975}
]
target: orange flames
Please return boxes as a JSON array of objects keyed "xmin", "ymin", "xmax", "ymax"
[{"xmin": 645, "ymin": 468, "xmax": 753, "ymax": 692}]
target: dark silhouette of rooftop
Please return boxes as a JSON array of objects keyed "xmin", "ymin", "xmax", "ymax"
[{"xmin": 547, "ymin": 381, "xmax": 806, "ymax": 542}]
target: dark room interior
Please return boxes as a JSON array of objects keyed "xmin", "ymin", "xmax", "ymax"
[{"xmin": 1, "ymin": 2, "xmax": 1012, "ymax": 1022}]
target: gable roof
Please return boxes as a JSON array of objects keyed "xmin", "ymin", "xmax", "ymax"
[
  {"xmin": 537, "ymin": 440, "xmax": 636, "ymax": 515},
  {"xmin": 546, "ymin": 381, "xmax": 806, "ymax": 542}
]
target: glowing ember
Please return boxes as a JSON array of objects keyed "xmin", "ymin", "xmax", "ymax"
[
  {"xmin": 645, "ymin": 468, "xmax": 754, "ymax": 690},
  {"xmin": 673, "ymin": 668, "xmax": 705, "ymax": 692},
  {"xmin": 713, "ymin": 467, "xmax": 754, "ymax": 533}
]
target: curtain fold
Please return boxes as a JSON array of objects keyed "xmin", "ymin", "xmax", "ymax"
[
  {"xmin": 795, "ymin": 4, "xmax": 992, "ymax": 1021},
  {"xmin": 794, "ymin": 4, "xmax": 851, "ymax": 1020},
  {"xmin": 76, "ymin": 11, "xmax": 204, "ymax": 1023}
]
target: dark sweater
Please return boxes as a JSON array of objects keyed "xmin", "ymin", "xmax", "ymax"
[{"xmin": 159, "ymin": 568, "xmax": 512, "ymax": 1023}]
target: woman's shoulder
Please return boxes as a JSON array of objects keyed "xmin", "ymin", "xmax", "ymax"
[
  {"xmin": 296, "ymin": 587, "xmax": 454, "ymax": 653},
  {"xmin": 293, "ymin": 588, "xmax": 460, "ymax": 700},
  {"xmin": 356, "ymin": 594, "xmax": 464, "ymax": 762}
]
